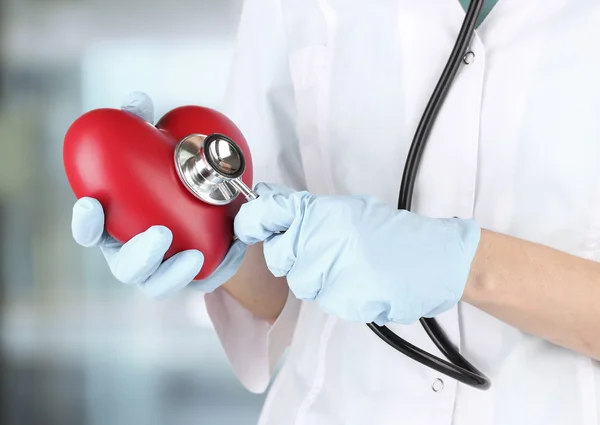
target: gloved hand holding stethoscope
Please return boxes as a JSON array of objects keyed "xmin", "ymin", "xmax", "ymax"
[{"xmin": 233, "ymin": 183, "xmax": 481, "ymax": 326}]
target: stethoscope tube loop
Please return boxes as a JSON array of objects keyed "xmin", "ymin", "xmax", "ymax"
[{"xmin": 367, "ymin": 0, "xmax": 491, "ymax": 390}]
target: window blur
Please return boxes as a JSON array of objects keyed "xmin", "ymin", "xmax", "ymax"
[{"xmin": 0, "ymin": 0, "xmax": 267, "ymax": 423}]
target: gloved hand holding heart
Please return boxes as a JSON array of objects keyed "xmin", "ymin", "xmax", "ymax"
[{"xmin": 63, "ymin": 100, "xmax": 253, "ymax": 281}]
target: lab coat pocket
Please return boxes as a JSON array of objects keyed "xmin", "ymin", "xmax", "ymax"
[{"xmin": 288, "ymin": 46, "xmax": 335, "ymax": 194}]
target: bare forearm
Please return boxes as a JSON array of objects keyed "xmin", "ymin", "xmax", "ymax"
[
  {"xmin": 221, "ymin": 242, "xmax": 289, "ymax": 323},
  {"xmin": 463, "ymin": 230, "xmax": 600, "ymax": 359}
]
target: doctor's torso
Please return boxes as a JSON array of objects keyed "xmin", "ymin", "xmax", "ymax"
[{"xmin": 254, "ymin": 1, "xmax": 600, "ymax": 424}]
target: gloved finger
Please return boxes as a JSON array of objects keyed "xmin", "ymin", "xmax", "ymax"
[
  {"xmin": 234, "ymin": 183, "xmax": 310, "ymax": 244},
  {"xmin": 102, "ymin": 225, "xmax": 173, "ymax": 285},
  {"xmin": 191, "ymin": 239, "xmax": 248, "ymax": 293},
  {"xmin": 71, "ymin": 197, "xmax": 127, "ymax": 275},
  {"xmin": 72, "ymin": 197, "xmax": 108, "ymax": 247},
  {"xmin": 261, "ymin": 230, "xmax": 300, "ymax": 278},
  {"xmin": 253, "ymin": 182, "xmax": 299, "ymax": 198},
  {"xmin": 120, "ymin": 91, "xmax": 155, "ymax": 123},
  {"xmin": 373, "ymin": 313, "xmax": 390, "ymax": 326},
  {"xmin": 138, "ymin": 249, "xmax": 205, "ymax": 299}
]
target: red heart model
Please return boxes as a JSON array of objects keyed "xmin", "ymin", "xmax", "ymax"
[{"xmin": 63, "ymin": 106, "xmax": 253, "ymax": 280}]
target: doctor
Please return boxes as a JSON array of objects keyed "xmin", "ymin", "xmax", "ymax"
[{"xmin": 71, "ymin": 0, "xmax": 600, "ymax": 424}]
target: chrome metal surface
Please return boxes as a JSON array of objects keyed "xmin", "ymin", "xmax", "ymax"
[
  {"xmin": 205, "ymin": 135, "xmax": 245, "ymax": 178},
  {"xmin": 174, "ymin": 134, "xmax": 239, "ymax": 205},
  {"xmin": 173, "ymin": 133, "xmax": 258, "ymax": 205}
]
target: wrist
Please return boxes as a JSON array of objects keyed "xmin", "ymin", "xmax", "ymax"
[
  {"xmin": 221, "ymin": 242, "xmax": 290, "ymax": 323},
  {"xmin": 461, "ymin": 229, "xmax": 494, "ymax": 305},
  {"xmin": 191, "ymin": 240, "xmax": 248, "ymax": 293}
]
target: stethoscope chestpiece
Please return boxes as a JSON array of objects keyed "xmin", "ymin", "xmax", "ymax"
[{"xmin": 174, "ymin": 133, "xmax": 257, "ymax": 206}]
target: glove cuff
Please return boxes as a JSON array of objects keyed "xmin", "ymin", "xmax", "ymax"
[{"xmin": 190, "ymin": 240, "xmax": 248, "ymax": 293}]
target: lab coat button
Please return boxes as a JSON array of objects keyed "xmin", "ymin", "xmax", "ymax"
[
  {"xmin": 463, "ymin": 51, "xmax": 475, "ymax": 65},
  {"xmin": 432, "ymin": 378, "xmax": 444, "ymax": 392}
]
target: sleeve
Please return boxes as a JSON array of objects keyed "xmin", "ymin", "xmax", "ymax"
[
  {"xmin": 204, "ymin": 289, "xmax": 301, "ymax": 393},
  {"xmin": 203, "ymin": 0, "xmax": 305, "ymax": 394}
]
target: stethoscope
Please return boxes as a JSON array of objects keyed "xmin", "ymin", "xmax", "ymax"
[{"xmin": 172, "ymin": 0, "xmax": 490, "ymax": 390}]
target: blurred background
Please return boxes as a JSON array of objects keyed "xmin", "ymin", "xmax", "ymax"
[{"xmin": 0, "ymin": 0, "xmax": 268, "ymax": 423}]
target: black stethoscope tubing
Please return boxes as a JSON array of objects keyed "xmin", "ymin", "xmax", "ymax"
[{"xmin": 366, "ymin": 0, "xmax": 491, "ymax": 390}]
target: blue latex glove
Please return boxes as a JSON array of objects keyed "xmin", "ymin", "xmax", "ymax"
[
  {"xmin": 70, "ymin": 92, "xmax": 247, "ymax": 298},
  {"xmin": 234, "ymin": 183, "xmax": 481, "ymax": 325}
]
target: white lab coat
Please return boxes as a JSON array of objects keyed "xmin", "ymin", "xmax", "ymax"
[{"xmin": 205, "ymin": 0, "xmax": 600, "ymax": 424}]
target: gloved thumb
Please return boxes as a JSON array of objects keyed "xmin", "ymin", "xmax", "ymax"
[
  {"xmin": 72, "ymin": 197, "xmax": 106, "ymax": 247},
  {"xmin": 120, "ymin": 91, "xmax": 155, "ymax": 123},
  {"xmin": 234, "ymin": 183, "xmax": 310, "ymax": 244}
]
